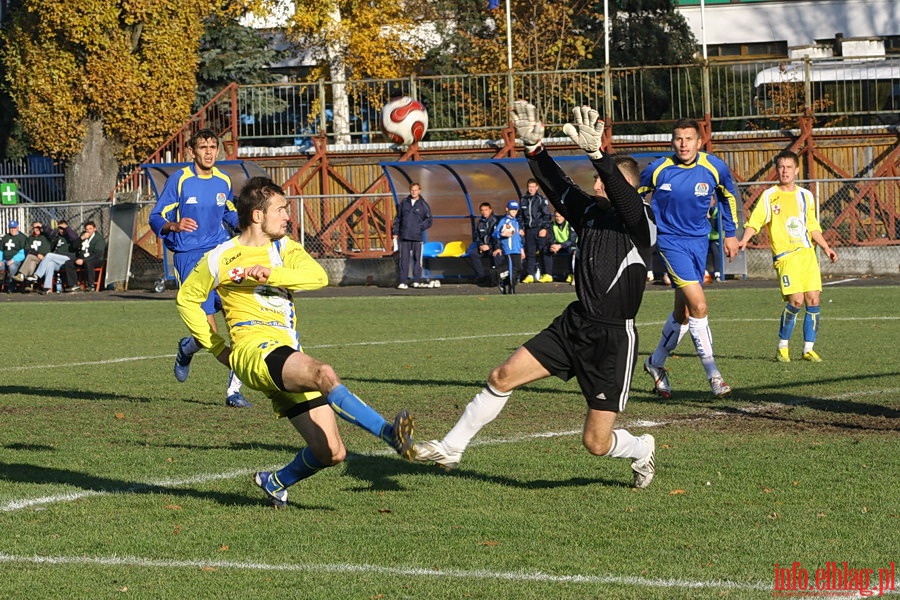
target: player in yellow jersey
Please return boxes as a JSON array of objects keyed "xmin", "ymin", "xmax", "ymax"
[
  {"xmin": 176, "ymin": 176, "xmax": 415, "ymax": 508},
  {"xmin": 738, "ymin": 150, "xmax": 838, "ymax": 362}
]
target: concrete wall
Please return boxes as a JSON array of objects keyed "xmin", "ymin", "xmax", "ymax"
[
  {"xmin": 744, "ymin": 247, "xmax": 900, "ymax": 279},
  {"xmin": 318, "ymin": 247, "xmax": 900, "ymax": 287}
]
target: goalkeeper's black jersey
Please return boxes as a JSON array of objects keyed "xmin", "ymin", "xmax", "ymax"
[{"xmin": 527, "ymin": 149, "xmax": 656, "ymax": 321}]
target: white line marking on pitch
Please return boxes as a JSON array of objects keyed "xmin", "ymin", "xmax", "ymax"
[
  {"xmin": 0, "ymin": 552, "xmax": 770, "ymax": 592},
  {"xmin": 1, "ymin": 315, "xmax": 897, "ymax": 373}
]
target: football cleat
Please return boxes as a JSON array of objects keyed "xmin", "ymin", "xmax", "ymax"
[
  {"xmin": 709, "ymin": 376, "xmax": 732, "ymax": 399},
  {"xmin": 226, "ymin": 391, "xmax": 252, "ymax": 408},
  {"xmin": 566, "ymin": 274, "xmax": 574, "ymax": 284},
  {"xmin": 631, "ymin": 434, "xmax": 656, "ymax": 489},
  {"xmin": 802, "ymin": 350, "xmax": 822, "ymax": 362},
  {"xmin": 390, "ymin": 410, "xmax": 416, "ymax": 460},
  {"xmin": 397, "ymin": 283, "xmax": 408, "ymax": 289},
  {"xmin": 539, "ymin": 274, "xmax": 553, "ymax": 283},
  {"xmin": 254, "ymin": 471, "xmax": 287, "ymax": 508},
  {"xmin": 413, "ymin": 439, "xmax": 462, "ymax": 471},
  {"xmin": 522, "ymin": 275, "xmax": 535, "ymax": 283},
  {"xmin": 644, "ymin": 357, "xmax": 672, "ymax": 399},
  {"xmin": 776, "ymin": 347, "xmax": 791, "ymax": 362},
  {"xmin": 174, "ymin": 337, "xmax": 194, "ymax": 383}
]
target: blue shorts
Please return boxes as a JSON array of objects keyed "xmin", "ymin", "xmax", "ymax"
[
  {"xmin": 657, "ymin": 235, "xmax": 708, "ymax": 288},
  {"xmin": 174, "ymin": 248, "xmax": 222, "ymax": 315}
]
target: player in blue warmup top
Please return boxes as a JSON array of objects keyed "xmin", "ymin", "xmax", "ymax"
[
  {"xmin": 639, "ymin": 119, "xmax": 740, "ymax": 399},
  {"xmin": 149, "ymin": 129, "xmax": 250, "ymax": 408}
]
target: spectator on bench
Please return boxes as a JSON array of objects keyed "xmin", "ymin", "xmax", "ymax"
[{"xmin": 74, "ymin": 220, "xmax": 106, "ymax": 292}]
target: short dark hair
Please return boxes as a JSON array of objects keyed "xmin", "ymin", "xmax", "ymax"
[
  {"xmin": 672, "ymin": 118, "xmax": 702, "ymax": 136},
  {"xmin": 774, "ymin": 149, "xmax": 799, "ymax": 167},
  {"xmin": 237, "ymin": 177, "xmax": 285, "ymax": 230},
  {"xmin": 190, "ymin": 128, "xmax": 219, "ymax": 150},
  {"xmin": 479, "ymin": 202, "xmax": 492, "ymax": 209},
  {"xmin": 84, "ymin": 220, "xmax": 96, "ymax": 228}
]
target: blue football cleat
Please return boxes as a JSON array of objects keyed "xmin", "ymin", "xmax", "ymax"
[
  {"xmin": 174, "ymin": 337, "xmax": 194, "ymax": 383},
  {"xmin": 226, "ymin": 391, "xmax": 252, "ymax": 408},
  {"xmin": 254, "ymin": 471, "xmax": 287, "ymax": 508}
]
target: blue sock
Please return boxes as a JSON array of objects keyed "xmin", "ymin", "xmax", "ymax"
[
  {"xmin": 804, "ymin": 305, "xmax": 820, "ymax": 343},
  {"xmin": 327, "ymin": 384, "xmax": 391, "ymax": 440},
  {"xmin": 274, "ymin": 446, "xmax": 328, "ymax": 488},
  {"xmin": 778, "ymin": 303, "xmax": 800, "ymax": 341}
]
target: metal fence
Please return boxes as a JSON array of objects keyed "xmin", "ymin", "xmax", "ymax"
[{"xmin": 233, "ymin": 56, "xmax": 900, "ymax": 146}]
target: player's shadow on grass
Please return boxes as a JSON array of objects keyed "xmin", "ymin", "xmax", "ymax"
[
  {"xmin": 0, "ymin": 462, "xmax": 331, "ymax": 511},
  {"xmin": 0, "ymin": 385, "xmax": 152, "ymax": 403},
  {"xmin": 340, "ymin": 375, "xmax": 584, "ymax": 396},
  {"xmin": 341, "ymin": 453, "xmax": 628, "ymax": 490}
]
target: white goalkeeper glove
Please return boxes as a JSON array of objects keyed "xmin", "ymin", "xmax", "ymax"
[
  {"xmin": 510, "ymin": 100, "xmax": 545, "ymax": 155},
  {"xmin": 562, "ymin": 105, "xmax": 605, "ymax": 160}
]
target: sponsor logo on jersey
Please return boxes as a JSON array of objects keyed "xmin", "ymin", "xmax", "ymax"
[
  {"xmin": 694, "ymin": 182, "xmax": 711, "ymax": 197},
  {"xmin": 659, "ymin": 183, "xmax": 672, "ymax": 192},
  {"xmin": 216, "ymin": 193, "xmax": 227, "ymax": 207},
  {"xmin": 786, "ymin": 216, "xmax": 804, "ymax": 238},
  {"xmin": 185, "ymin": 196, "xmax": 198, "ymax": 204}
]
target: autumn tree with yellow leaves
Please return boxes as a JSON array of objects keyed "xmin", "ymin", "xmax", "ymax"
[
  {"xmin": 245, "ymin": 0, "xmax": 427, "ymax": 144},
  {"xmin": 2, "ymin": 0, "xmax": 240, "ymax": 201}
]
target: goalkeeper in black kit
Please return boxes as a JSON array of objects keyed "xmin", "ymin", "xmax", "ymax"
[{"xmin": 414, "ymin": 101, "xmax": 660, "ymax": 488}]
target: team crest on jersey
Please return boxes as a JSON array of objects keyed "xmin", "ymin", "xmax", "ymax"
[
  {"xmin": 694, "ymin": 182, "xmax": 711, "ymax": 197},
  {"xmin": 216, "ymin": 193, "xmax": 227, "ymax": 206},
  {"xmin": 228, "ymin": 266, "xmax": 245, "ymax": 283},
  {"xmin": 772, "ymin": 203, "xmax": 781, "ymax": 215}
]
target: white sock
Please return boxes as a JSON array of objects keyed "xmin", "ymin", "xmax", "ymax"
[
  {"xmin": 803, "ymin": 342, "xmax": 814, "ymax": 353},
  {"xmin": 605, "ymin": 429, "xmax": 650, "ymax": 461},
  {"xmin": 226, "ymin": 370, "xmax": 243, "ymax": 395},
  {"xmin": 650, "ymin": 315, "xmax": 683, "ymax": 366},
  {"xmin": 688, "ymin": 316, "xmax": 720, "ymax": 379},
  {"xmin": 778, "ymin": 339, "xmax": 789, "ymax": 349},
  {"xmin": 443, "ymin": 384, "xmax": 511, "ymax": 452}
]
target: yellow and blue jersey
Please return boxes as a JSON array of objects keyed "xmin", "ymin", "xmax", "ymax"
[
  {"xmin": 149, "ymin": 165, "xmax": 239, "ymax": 253},
  {"xmin": 639, "ymin": 152, "xmax": 739, "ymax": 239},
  {"xmin": 176, "ymin": 237, "xmax": 328, "ymax": 358},
  {"xmin": 745, "ymin": 184, "xmax": 821, "ymax": 259}
]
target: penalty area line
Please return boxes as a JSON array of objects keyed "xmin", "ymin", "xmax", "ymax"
[{"xmin": 0, "ymin": 552, "xmax": 770, "ymax": 592}]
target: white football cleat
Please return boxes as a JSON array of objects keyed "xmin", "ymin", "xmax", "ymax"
[
  {"xmin": 709, "ymin": 376, "xmax": 732, "ymax": 399},
  {"xmin": 413, "ymin": 440, "xmax": 462, "ymax": 471},
  {"xmin": 631, "ymin": 434, "xmax": 656, "ymax": 489}
]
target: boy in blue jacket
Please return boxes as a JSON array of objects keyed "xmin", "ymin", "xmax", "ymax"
[{"xmin": 493, "ymin": 201, "xmax": 524, "ymax": 294}]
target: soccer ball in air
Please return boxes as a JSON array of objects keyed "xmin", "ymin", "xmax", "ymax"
[{"xmin": 381, "ymin": 96, "xmax": 428, "ymax": 146}]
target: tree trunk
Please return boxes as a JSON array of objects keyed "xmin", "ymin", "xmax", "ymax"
[
  {"xmin": 65, "ymin": 119, "xmax": 120, "ymax": 202},
  {"xmin": 325, "ymin": 5, "xmax": 352, "ymax": 146}
]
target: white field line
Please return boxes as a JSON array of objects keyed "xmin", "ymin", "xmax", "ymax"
[
  {"xmin": 1, "ymin": 315, "xmax": 898, "ymax": 373},
  {"xmin": 0, "ymin": 315, "xmax": 896, "ymax": 590},
  {"xmin": 3, "ymin": 386, "xmax": 894, "ymax": 515},
  {"xmin": 0, "ymin": 391, "xmax": 895, "ymax": 593},
  {"xmin": 0, "ymin": 552, "xmax": 771, "ymax": 591}
]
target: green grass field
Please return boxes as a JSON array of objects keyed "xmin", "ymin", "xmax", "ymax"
[{"xmin": 0, "ymin": 285, "xmax": 897, "ymax": 599}]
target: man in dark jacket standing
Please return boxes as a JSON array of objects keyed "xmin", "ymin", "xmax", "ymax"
[
  {"xmin": 392, "ymin": 182, "xmax": 433, "ymax": 289},
  {"xmin": 471, "ymin": 202, "xmax": 499, "ymax": 286},
  {"xmin": 518, "ymin": 178, "xmax": 553, "ymax": 283}
]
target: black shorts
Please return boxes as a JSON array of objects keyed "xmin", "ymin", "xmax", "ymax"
[{"xmin": 522, "ymin": 302, "xmax": 638, "ymax": 412}]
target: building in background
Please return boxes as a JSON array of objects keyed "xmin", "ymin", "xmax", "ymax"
[{"xmin": 675, "ymin": 0, "xmax": 899, "ymax": 59}]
